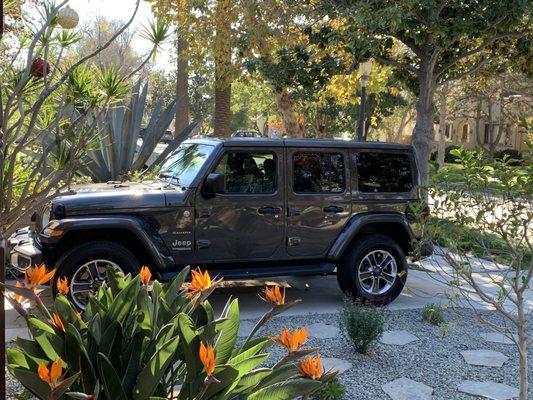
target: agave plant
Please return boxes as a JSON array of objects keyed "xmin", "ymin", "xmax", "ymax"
[
  {"xmin": 3, "ymin": 267, "xmax": 336, "ymax": 400},
  {"xmin": 81, "ymin": 81, "xmax": 196, "ymax": 182}
]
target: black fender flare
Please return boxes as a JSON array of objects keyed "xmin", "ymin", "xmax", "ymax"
[
  {"xmin": 39, "ymin": 216, "xmax": 174, "ymax": 271},
  {"xmin": 327, "ymin": 212, "xmax": 416, "ymax": 261}
]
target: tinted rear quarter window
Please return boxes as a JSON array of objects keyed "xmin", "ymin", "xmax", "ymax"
[
  {"xmin": 293, "ymin": 152, "xmax": 345, "ymax": 193},
  {"xmin": 356, "ymin": 152, "xmax": 413, "ymax": 193}
]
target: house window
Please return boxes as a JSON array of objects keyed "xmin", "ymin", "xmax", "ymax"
[
  {"xmin": 445, "ymin": 124, "xmax": 452, "ymax": 140},
  {"xmin": 484, "ymin": 123, "xmax": 491, "ymax": 144},
  {"xmin": 461, "ymin": 124, "xmax": 469, "ymax": 142}
]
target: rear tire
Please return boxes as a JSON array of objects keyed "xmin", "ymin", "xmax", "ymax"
[
  {"xmin": 337, "ymin": 234, "xmax": 407, "ymax": 306},
  {"xmin": 52, "ymin": 241, "xmax": 139, "ymax": 310}
]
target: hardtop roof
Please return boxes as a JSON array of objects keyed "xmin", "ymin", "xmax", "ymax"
[{"xmin": 186, "ymin": 137, "xmax": 414, "ymax": 151}]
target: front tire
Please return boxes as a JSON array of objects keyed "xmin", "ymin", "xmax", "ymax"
[
  {"xmin": 337, "ymin": 234, "xmax": 407, "ymax": 306},
  {"xmin": 52, "ymin": 241, "xmax": 139, "ymax": 310}
]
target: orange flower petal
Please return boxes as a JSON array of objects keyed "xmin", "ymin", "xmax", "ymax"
[
  {"xmin": 50, "ymin": 358, "xmax": 62, "ymax": 385},
  {"xmin": 299, "ymin": 355, "xmax": 323, "ymax": 380},
  {"xmin": 139, "ymin": 266, "xmax": 152, "ymax": 285},
  {"xmin": 56, "ymin": 277, "xmax": 69, "ymax": 295},
  {"xmin": 38, "ymin": 363, "xmax": 51, "ymax": 384},
  {"xmin": 199, "ymin": 341, "xmax": 216, "ymax": 376}
]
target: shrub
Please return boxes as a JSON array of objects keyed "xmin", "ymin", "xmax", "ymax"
[
  {"xmin": 339, "ymin": 299, "xmax": 384, "ymax": 354},
  {"xmin": 422, "ymin": 303, "xmax": 446, "ymax": 325},
  {"xmin": 494, "ymin": 149, "xmax": 523, "ymax": 165},
  {"xmin": 3, "ymin": 267, "xmax": 337, "ymax": 399},
  {"xmin": 313, "ymin": 379, "xmax": 346, "ymax": 400},
  {"xmin": 430, "ymin": 145, "xmax": 463, "ymax": 164}
]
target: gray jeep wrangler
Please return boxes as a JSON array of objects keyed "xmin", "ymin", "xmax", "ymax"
[{"xmin": 9, "ymin": 138, "xmax": 432, "ymax": 309}]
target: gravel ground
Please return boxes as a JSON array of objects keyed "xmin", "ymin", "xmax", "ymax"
[{"xmin": 5, "ymin": 307, "xmax": 532, "ymax": 399}]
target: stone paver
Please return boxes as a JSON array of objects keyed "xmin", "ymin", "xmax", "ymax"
[
  {"xmin": 480, "ymin": 332, "xmax": 517, "ymax": 345},
  {"xmin": 461, "ymin": 350, "xmax": 509, "ymax": 367},
  {"xmin": 458, "ymin": 380, "xmax": 519, "ymax": 400},
  {"xmin": 321, "ymin": 357, "xmax": 352, "ymax": 375},
  {"xmin": 380, "ymin": 330, "xmax": 419, "ymax": 346},
  {"xmin": 307, "ymin": 322, "xmax": 339, "ymax": 339},
  {"xmin": 382, "ymin": 377, "xmax": 433, "ymax": 400}
]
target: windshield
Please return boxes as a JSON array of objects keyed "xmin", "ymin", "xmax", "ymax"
[{"xmin": 158, "ymin": 143, "xmax": 215, "ymax": 186}]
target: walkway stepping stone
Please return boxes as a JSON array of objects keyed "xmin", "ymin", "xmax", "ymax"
[
  {"xmin": 321, "ymin": 358, "xmax": 352, "ymax": 375},
  {"xmin": 458, "ymin": 380, "xmax": 519, "ymax": 400},
  {"xmin": 307, "ymin": 322, "xmax": 340, "ymax": 339},
  {"xmin": 461, "ymin": 350, "xmax": 509, "ymax": 367},
  {"xmin": 382, "ymin": 377, "xmax": 433, "ymax": 400},
  {"xmin": 480, "ymin": 332, "xmax": 517, "ymax": 345},
  {"xmin": 380, "ymin": 330, "xmax": 418, "ymax": 346}
]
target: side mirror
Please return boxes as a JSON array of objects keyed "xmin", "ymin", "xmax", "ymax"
[{"xmin": 202, "ymin": 173, "xmax": 225, "ymax": 198}]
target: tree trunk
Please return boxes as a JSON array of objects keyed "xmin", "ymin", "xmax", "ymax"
[
  {"xmin": 174, "ymin": 36, "xmax": 189, "ymax": 138},
  {"xmin": 214, "ymin": 83, "xmax": 231, "ymax": 137},
  {"xmin": 437, "ymin": 82, "xmax": 449, "ymax": 169},
  {"xmin": 412, "ymin": 67, "xmax": 436, "ymax": 185},
  {"xmin": 213, "ymin": 2, "xmax": 232, "ymax": 138},
  {"xmin": 273, "ymin": 88, "xmax": 304, "ymax": 138}
]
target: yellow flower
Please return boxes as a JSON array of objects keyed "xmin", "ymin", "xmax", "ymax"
[
  {"xmin": 38, "ymin": 358, "xmax": 63, "ymax": 388},
  {"xmin": 56, "ymin": 276, "xmax": 69, "ymax": 295},
  {"xmin": 261, "ymin": 285, "xmax": 285, "ymax": 306},
  {"xmin": 187, "ymin": 268, "xmax": 213, "ymax": 296},
  {"xmin": 50, "ymin": 313, "xmax": 65, "ymax": 333},
  {"xmin": 199, "ymin": 341, "xmax": 216, "ymax": 376},
  {"xmin": 139, "ymin": 266, "xmax": 152, "ymax": 286},
  {"xmin": 273, "ymin": 328, "xmax": 308, "ymax": 352},
  {"xmin": 24, "ymin": 264, "xmax": 55, "ymax": 290},
  {"xmin": 299, "ymin": 355, "xmax": 323, "ymax": 380}
]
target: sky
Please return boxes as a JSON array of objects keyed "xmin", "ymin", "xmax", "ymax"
[{"xmin": 50, "ymin": 0, "xmax": 174, "ymax": 70}]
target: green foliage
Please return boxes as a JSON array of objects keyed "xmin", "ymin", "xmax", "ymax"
[
  {"xmin": 494, "ymin": 149, "xmax": 523, "ymax": 166},
  {"xmin": 6, "ymin": 268, "xmax": 330, "ymax": 399},
  {"xmin": 339, "ymin": 299, "xmax": 384, "ymax": 354},
  {"xmin": 312, "ymin": 379, "xmax": 346, "ymax": 400},
  {"xmin": 422, "ymin": 304, "xmax": 446, "ymax": 325},
  {"xmin": 81, "ymin": 81, "xmax": 196, "ymax": 182},
  {"xmin": 431, "ymin": 145, "xmax": 462, "ymax": 164}
]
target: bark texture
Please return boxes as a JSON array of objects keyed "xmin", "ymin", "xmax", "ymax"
[
  {"xmin": 437, "ymin": 82, "xmax": 449, "ymax": 168},
  {"xmin": 174, "ymin": 37, "xmax": 190, "ymax": 138},
  {"xmin": 412, "ymin": 68, "xmax": 436, "ymax": 185}
]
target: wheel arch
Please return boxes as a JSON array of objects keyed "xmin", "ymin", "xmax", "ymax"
[
  {"xmin": 328, "ymin": 213, "xmax": 415, "ymax": 261},
  {"xmin": 41, "ymin": 216, "xmax": 173, "ymax": 275}
]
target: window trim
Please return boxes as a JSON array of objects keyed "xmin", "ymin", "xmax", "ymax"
[
  {"xmin": 209, "ymin": 149, "xmax": 279, "ymax": 197},
  {"xmin": 351, "ymin": 149, "xmax": 418, "ymax": 198},
  {"xmin": 291, "ymin": 151, "xmax": 347, "ymax": 195}
]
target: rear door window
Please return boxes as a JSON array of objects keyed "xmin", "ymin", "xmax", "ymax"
[
  {"xmin": 356, "ymin": 152, "xmax": 413, "ymax": 193},
  {"xmin": 293, "ymin": 152, "xmax": 345, "ymax": 193}
]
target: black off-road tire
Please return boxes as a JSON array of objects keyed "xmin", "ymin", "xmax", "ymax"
[
  {"xmin": 52, "ymin": 241, "xmax": 140, "ymax": 309},
  {"xmin": 337, "ymin": 234, "xmax": 408, "ymax": 306}
]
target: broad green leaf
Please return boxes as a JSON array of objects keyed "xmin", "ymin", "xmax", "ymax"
[
  {"xmin": 97, "ymin": 353, "xmax": 128, "ymax": 400},
  {"xmin": 8, "ymin": 367, "xmax": 51, "ymax": 399},
  {"xmin": 247, "ymin": 379, "xmax": 322, "ymax": 400},
  {"xmin": 215, "ymin": 299, "xmax": 239, "ymax": 364},
  {"xmin": 229, "ymin": 338, "xmax": 271, "ymax": 365},
  {"xmin": 28, "ymin": 317, "xmax": 64, "ymax": 362},
  {"xmin": 162, "ymin": 266, "xmax": 189, "ymax": 305},
  {"xmin": 104, "ymin": 275, "xmax": 140, "ymax": 326},
  {"xmin": 132, "ymin": 336, "xmax": 180, "ymax": 399}
]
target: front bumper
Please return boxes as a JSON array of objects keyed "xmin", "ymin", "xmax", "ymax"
[{"xmin": 8, "ymin": 227, "xmax": 42, "ymax": 271}]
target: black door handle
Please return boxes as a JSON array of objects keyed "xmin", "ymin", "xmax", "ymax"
[
  {"xmin": 258, "ymin": 206, "xmax": 281, "ymax": 215},
  {"xmin": 323, "ymin": 205, "xmax": 344, "ymax": 213}
]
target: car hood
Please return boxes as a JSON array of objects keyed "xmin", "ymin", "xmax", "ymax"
[{"xmin": 53, "ymin": 181, "xmax": 187, "ymax": 215}]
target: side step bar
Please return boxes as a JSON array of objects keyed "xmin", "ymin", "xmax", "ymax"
[{"xmin": 158, "ymin": 261, "xmax": 336, "ymax": 282}]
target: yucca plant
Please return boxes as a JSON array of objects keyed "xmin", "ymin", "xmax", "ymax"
[
  {"xmin": 81, "ymin": 80, "xmax": 196, "ymax": 182},
  {"xmin": 3, "ymin": 266, "xmax": 336, "ymax": 400}
]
